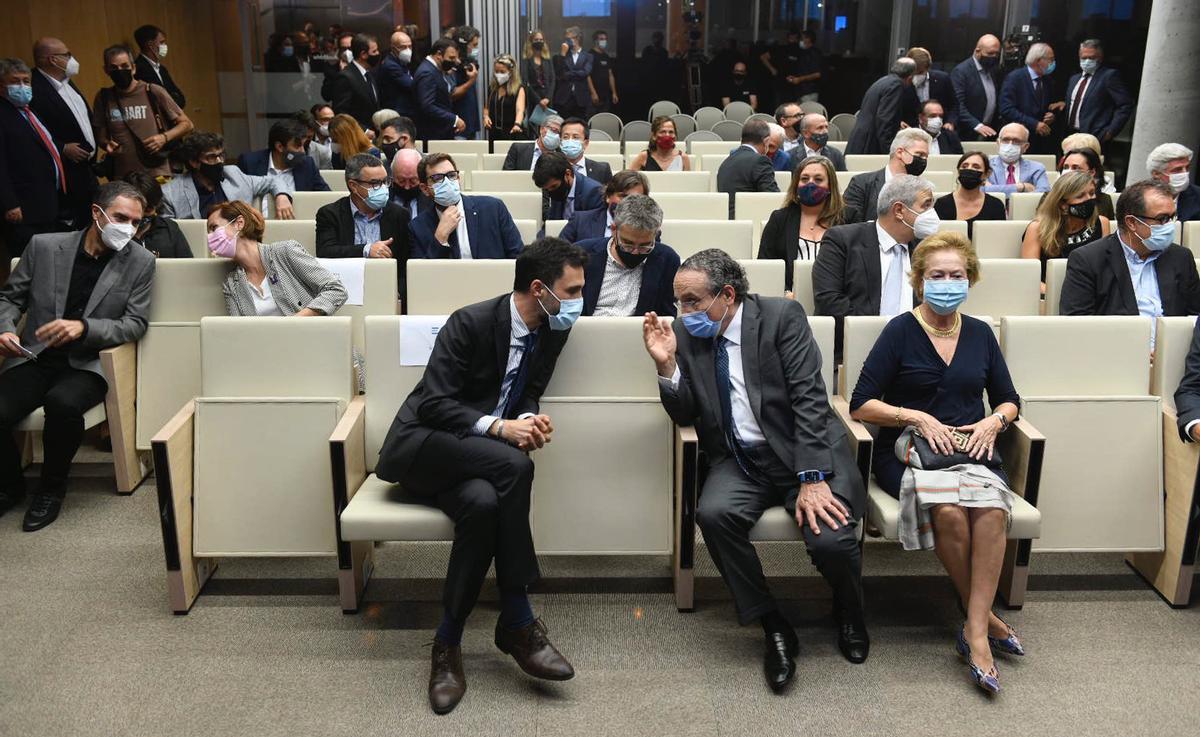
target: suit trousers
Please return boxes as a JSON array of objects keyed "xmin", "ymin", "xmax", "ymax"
[
  {"xmin": 397, "ymin": 430, "xmax": 539, "ymax": 622},
  {"xmin": 697, "ymin": 455, "xmax": 863, "ymax": 625},
  {"xmin": 0, "ymin": 358, "xmax": 108, "ymax": 496}
]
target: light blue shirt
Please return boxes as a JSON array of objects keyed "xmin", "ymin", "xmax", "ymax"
[
  {"xmin": 351, "ymin": 199, "xmax": 382, "ymax": 257},
  {"xmin": 983, "ymin": 155, "xmax": 1050, "ymax": 195},
  {"xmin": 472, "ymin": 294, "xmax": 537, "ymax": 436},
  {"xmin": 1118, "ymin": 233, "xmax": 1163, "ymax": 348}
]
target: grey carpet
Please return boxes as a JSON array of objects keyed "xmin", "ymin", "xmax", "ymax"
[{"xmin": 1, "ymin": 464, "xmax": 1197, "ymax": 737}]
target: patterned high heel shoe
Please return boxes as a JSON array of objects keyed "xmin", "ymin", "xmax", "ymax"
[
  {"xmin": 988, "ymin": 618, "xmax": 1025, "ymax": 657},
  {"xmin": 957, "ymin": 626, "xmax": 1001, "ymax": 694}
]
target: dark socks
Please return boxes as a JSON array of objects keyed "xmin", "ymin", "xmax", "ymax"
[
  {"xmin": 498, "ymin": 586, "xmax": 535, "ymax": 630},
  {"xmin": 760, "ymin": 609, "xmax": 791, "ymax": 636},
  {"xmin": 435, "ymin": 610, "xmax": 465, "ymax": 646}
]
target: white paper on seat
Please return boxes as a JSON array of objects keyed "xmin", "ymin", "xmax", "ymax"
[
  {"xmin": 399, "ymin": 315, "xmax": 450, "ymax": 365},
  {"xmin": 317, "ymin": 258, "xmax": 365, "ymax": 306}
]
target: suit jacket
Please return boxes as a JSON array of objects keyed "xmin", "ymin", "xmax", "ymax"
[
  {"xmin": 521, "ymin": 57, "xmax": 556, "ymax": 115},
  {"xmin": 314, "ymin": 195, "xmax": 411, "ymax": 297},
  {"xmin": 223, "ymin": 240, "xmax": 348, "ymax": 317},
  {"xmin": 576, "ymin": 236, "xmax": 678, "ymax": 317},
  {"xmin": 787, "ymin": 143, "xmax": 846, "ymax": 172},
  {"xmin": 374, "ymin": 54, "xmax": 417, "ymax": 117},
  {"xmin": 842, "ymin": 169, "xmax": 886, "ymax": 223},
  {"xmin": 545, "ymin": 174, "xmax": 605, "ymax": 222},
  {"xmin": 0, "ymin": 230, "xmax": 155, "ymax": 379},
  {"xmin": 160, "ymin": 166, "xmax": 295, "ymax": 220},
  {"xmin": 844, "ymin": 74, "xmax": 906, "ymax": 155},
  {"xmin": 413, "ymin": 59, "xmax": 458, "ymax": 140},
  {"xmin": 0, "ymin": 100, "xmax": 62, "ymax": 225},
  {"xmin": 757, "ymin": 203, "xmax": 838, "ymax": 291},
  {"xmin": 135, "ymin": 55, "xmax": 185, "ymax": 108},
  {"xmin": 409, "ymin": 194, "xmax": 524, "ymax": 260},
  {"xmin": 580, "ymin": 157, "xmax": 612, "ymax": 185},
  {"xmin": 374, "ymin": 293, "xmax": 571, "ymax": 481},
  {"xmin": 716, "ymin": 145, "xmax": 780, "ymax": 218},
  {"xmin": 658, "ymin": 295, "xmax": 864, "ymax": 517},
  {"xmin": 560, "ymin": 206, "xmax": 608, "ymax": 243},
  {"xmin": 332, "ymin": 63, "xmax": 379, "ymax": 129},
  {"xmin": 999, "ymin": 66, "xmax": 1054, "ymax": 132},
  {"xmin": 1065, "ymin": 67, "xmax": 1132, "ymax": 141},
  {"xmin": 553, "ymin": 50, "xmax": 593, "ymax": 109},
  {"xmin": 1173, "ymin": 317, "xmax": 1200, "ymax": 440},
  {"xmin": 237, "ymin": 149, "xmax": 331, "ymax": 192},
  {"xmin": 1059, "ymin": 235, "xmax": 1200, "ymax": 318},
  {"xmin": 950, "ymin": 56, "xmax": 1003, "ymax": 138},
  {"xmin": 930, "ymin": 126, "xmax": 964, "ymax": 155},
  {"xmin": 502, "ymin": 143, "xmax": 611, "ymax": 185},
  {"xmin": 29, "ymin": 72, "xmax": 98, "ymax": 216},
  {"xmin": 901, "ymin": 69, "xmax": 958, "ymax": 128},
  {"xmin": 1179, "ymin": 184, "xmax": 1200, "ymax": 223}
]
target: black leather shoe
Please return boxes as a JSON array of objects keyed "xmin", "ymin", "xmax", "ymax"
[
  {"xmin": 428, "ymin": 638, "xmax": 466, "ymax": 715},
  {"xmin": 835, "ymin": 613, "xmax": 870, "ymax": 664},
  {"xmin": 494, "ymin": 618, "xmax": 575, "ymax": 681},
  {"xmin": 0, "ymin": 486, "xmax": 26, "ymax": 517},
  {"xmin": 763, "ymin": 631, "xmax": 797, "ymax": 693},
  {"xmin": 22, "ymin": 493, "xmax": 62, "ymax": 532}
]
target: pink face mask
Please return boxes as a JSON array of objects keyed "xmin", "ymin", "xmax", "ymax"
[{"xmin": 207, "ymin": 222, "xmax": 238, "ymax": 257}]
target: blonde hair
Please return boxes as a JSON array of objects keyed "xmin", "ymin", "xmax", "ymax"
[
  {"xmin": 1061, "ymin": 132, "xmax": 1101, "ymax": 156},
  {"xmin": 523, "ymin": 29, "xmax": 550, "ymax": 60},
  {"xmin": 784, "ymin": 156, "xmax": 846, "ymax": 229},
  {"xmin": 488, "ymin": 54, "xmax": 522, "ymax": 96},
  {"xmin": 1034, "ymin": 170, "xmax": 1098, "ymax": 258},
  {"xmin": 909, "ymin": 231, "xmax": 980, "ymax": 298},
  {"xmin": 329, "ymin": 114, "xmax": 372, "ymax": 158},
  {"xmin": 371, "ymin": 108, "xmax": 399, "ymax": 131}
]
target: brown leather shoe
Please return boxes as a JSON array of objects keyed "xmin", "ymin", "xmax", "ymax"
[
  {"xmin": 428, "ymin": 639, "xmax": 466, "ymax": 715},
  {"xmin": 494, "ymin": 618, "xmax": 575, "ymax": 681}
]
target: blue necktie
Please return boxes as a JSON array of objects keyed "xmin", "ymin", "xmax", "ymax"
[
  {"xmin": 502, "ymin": 332, "xmax": 538, "ymax": 419},
  {"xmin": 715, "ymin": 337, "xmax": 761, "ymax": 482}
]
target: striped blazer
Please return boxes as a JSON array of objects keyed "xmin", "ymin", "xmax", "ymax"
[{"xmin": 222, "ymin": 241, "xmax": 348, "ymax": 317}]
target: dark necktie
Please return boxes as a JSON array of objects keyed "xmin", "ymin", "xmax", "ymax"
[
  {"xmin": 447, "ymin": 228, "xmax": 461, "ymax": 259},
  {"xmin": 502, "ymin": 332, "xmax": 538, "ymax": 419},
  {"xmin": 1033, "ymin": 76, "xmax": 1044, "ymax": 109},
  {"xmin": 715, "ymin": 337, "xmax": 762, "ymax": 482},
  {"xmin": 1070, "ymin": 74, "xmax": 1090, "ymax": 129}
]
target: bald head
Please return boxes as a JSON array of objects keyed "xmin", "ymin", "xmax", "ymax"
[
  {"xmin": 391, "ymin": 148, "xmax": 422, "ymax": 189},
  {"xmin": 32, "ymin": 37, "xmax": 69, "ymax": 72},
  {"xmin": 390, "ymin": 31, "xmax": 412, "ymax": 49},
  {"xmin": 974, "ymin": 34, "xmax": 1001, "ymax": 64}
]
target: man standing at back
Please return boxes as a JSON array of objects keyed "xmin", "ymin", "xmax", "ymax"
[
  {"xmin": 376, "ymin": 30, "xmax": 417, "ymax": 119},
  {"xmin": 716, "ymin": 119, "xmax": 780, "ymax": 219},
  {"xmin": 132, "ymin": 24, "xmax": 185, "ymax": 109},
  {"xmin": 30, "ymin": 38, "xmax": 98, "ymax": 230},
  {"xmin": 951, "ymin": 34, "xmax": 1002, "ymax": 142},
  {"xmin": 1063, "ymin": 39, "xmax": 1131, "ymax": 154},
  {"xmin": 844, "ymin": 57, "xmax": 916, "ymax": 156},
  {"xmin": 375, "ymin": 238, "xmax": 587, "ymax": 715},
  {"xmin": 999, "ymin": 42, "xmax": 1063, "ymax": 155},
  {"xmin": 413, "ymin": 38, "xmax": 465, "ymax": 141}
]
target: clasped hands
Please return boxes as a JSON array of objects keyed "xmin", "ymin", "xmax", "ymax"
[
  {"xmin": 908, "ymin": 409, "xmax": 1002, "ymax": 461},
  {"xmin": 493, "ymin": 415, "xmax": 554, "ymax": 451}
]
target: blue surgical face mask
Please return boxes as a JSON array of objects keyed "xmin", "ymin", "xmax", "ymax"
[
  {"xmin": 542, "ymin": 131, "xmax": 560, "ymax": 150},
  {"xmin": 364, "ymin": 184, "xmax": 390, "ymax": 210},
  {"xmin": 559, "ymin": 138, "xmax": 584, "ymax": 159},
  {"xmin": 1133, "ymin": 218, "xmax": 1174, "ymax": 252},
  {"xmin": 923, "ymin": 279, "xmax": 969, "ymax": 315},
  {"xmin": 538, "ymin": 285, "xmax": 583, "ymax": 331},
  {"xmin": 1079, "ymin": 58, "xmax": 1099, "ymax": 74},
  {"xmin": 680, "ymin": 294, "xmax": 730, "ymax": 338},
  {"xmin": 5, "ymin": 83, "xmax": 32, "ymax": 107},
  {"xmin": 432, "ymin": 177, "xmax": 462, "ymax": 207},
  {"xmin": 1045, "ymin": 60, "xmax": 1057, "ymax": 75}
]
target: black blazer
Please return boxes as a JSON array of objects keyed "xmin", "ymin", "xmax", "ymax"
[
  {"xmin": 313, "ymin": 195, "xmax": 411, "ymax": 296},
  {"xmin": 787, "ymin": 144, "xmax": 846, "ymax": 172},
  {"xmin": 658, "ymin": 295, "xmax": 864, "ymax": 517},
  {"xmin": 1065, "ymin": 67, "xmax": 1132, "ymax": 141},
  {"xmin": 332, "ymin": 64, "xmax": 379, "ymax": 129},
  {"xmin": 716, "ymin": 146, "xmax": 779, "ymax": 218},
  {"xmin": 901, "ymin": 69, "xmax": 958, "ymax": 128},
  {"xmin": 1177, "ymin": 184, "xmax": 1200, "ymax": 223},
  {"xmin": 560, "ymin": 207, "xmax": 607, "ymax": 243},
  {"xmin": 134, "ymin": 55, "xmax": 185, "ymax": 108},
  {"xmin": 931, "ymin": 127, "xmax": 964, "ymax": 155},
  {"xmin": 29, "ymin": 71, "xmax": 98, "ymax": 216},
  {"xmin": 0, "ymin": 100, "xmax": 62, "ymax": 226},
  {"xmin": 375, "ymin": 293, "xmax": 570, "ymax": 481},
  {"xmin": 842, "ymin": 169, "xmax": 886, "ymax": 223},
  {"xmin": 844, "ymin": 74, "xmax": 906, "ymax": 155},
  {"xmin": 414, "ymin": 59, "xmax": 458, "ymax": 141},
  {"xmin": 521, "ymin": 57, "xmax": 556, "ymax": 115},
  {"xmin": 756, "ymin": 204, "xmax": 859, "ymax": 291},
  {"xmin": 950, "ymin": 56, "xmax": 1003, "ymax": 138},
  {"xmin": 576, "ymin": 236, "xmax": 679, "ymax": 317},
  {"xmin": 1173, "ymin": 317, "xmax": 1200, "ymax": 440},
  {"xmin": 1059, "ymin": 235, "xmax": 1200, "ymax": 317},
  {"xmin": 502, "ymin": 142, "xmax": 611, "ymax": 185}
]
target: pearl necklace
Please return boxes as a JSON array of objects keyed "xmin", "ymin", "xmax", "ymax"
[{"xmin": 912, "ymin": 307, "xmax": 961, "ymax": 338}]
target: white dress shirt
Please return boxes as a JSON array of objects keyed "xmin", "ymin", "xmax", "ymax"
[
  {"xmin": 472, "ymin": 294, "xmax": 536, "ymax": 435},
  {"xmin": 1118, "ymin": 233, "xmax": 1163, "ymax": 347},
  {"xmin": 572, "ymin": 155, "xmax": 589, "ymax": 181},
  {"xmin": 247, "ymin": 278, "xmax": 283, "ymax": 316},
  {"xmin": 36, "ymin": 69, "xmax": 95, "ymax": 149},
  {"xmin": 783, "ymin": 136, "xmax": 801, "ymax": 153},
  {"xmin": 143, "ymin": 56, "xmax": 164, "ymax": 84},
  {"xmin": 261, "ymin": 156, "xmax": 296, "ymax": 214},
  {"xmin": 929, "ymin": 136, "xmax": 942, "ymax": 156},
  {"xmin": 876, "ymin": 221, "xmax": 913, "ymax": 316},
  {"xmin": 436, "ymin": 202, "xmax": 473, "ymax": 259},
  {"xmin": 604, "ymin": 208, "xmax": 614, "ymax": 238}
]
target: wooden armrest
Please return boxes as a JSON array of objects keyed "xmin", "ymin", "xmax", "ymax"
[
  {"xmin": 150, "ymin": 400, "xmax": 204, "ymax": 612},
  {"xmin": 831, "ymin": 396, "xmax": 874, "ymax": 484},
  {"xmin": 673, "ymin": 424, "xmax": 701, "ymax": 578},
  {"xmin": 330, "ymin": 396, "xmax": 367, "ymax": 503},
  {"xmin": 676, "ymin": 424, "xmax": 698, "ymax": 446},
  {"xmin": 997, "ymin": 417, "xmax": 1045, "ymax": 505},
  {"xmin": 100, "ymin": 341, "xmax": 144, "ymax": 492}
]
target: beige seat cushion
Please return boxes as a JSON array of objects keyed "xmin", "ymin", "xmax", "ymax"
[
  {"xmin": 749, "ymin": 506, "xmax": 803, "ymax": 542},
  {"xmin": 16, "ymin": 402, "xmax": 106, "ymax": 432},
  {"xmin": 867, "ymin": 482, "xmax": 1041, "ymax": 540},
  {"xmin": 340, "ymin": 474, "xmax": 455, "ymax": 542}
]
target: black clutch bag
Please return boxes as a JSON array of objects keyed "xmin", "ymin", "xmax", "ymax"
[{"xmin": 895, "ymin": 426, "xmax": 1004, "ymax": 471}]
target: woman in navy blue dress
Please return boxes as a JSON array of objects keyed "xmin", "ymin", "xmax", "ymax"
[{"xmin": 850, "ymin": 232, "xmax": 1023, "ymax": 693}]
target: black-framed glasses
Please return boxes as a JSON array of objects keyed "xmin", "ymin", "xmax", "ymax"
[
  {"xmin": 198, "ymin": 151, "xmax": 226, "ymax": 164},
  {"xmin": 351, "ymin": 177, "xmax": 389, "ymax": 188},
  {"xmin": 428, "ymin": 170, "xmax": 460, "ymax": 184},
  {"xmin": 1133, "ymin": 213, "xmax": 1178, "ymax": 227}
]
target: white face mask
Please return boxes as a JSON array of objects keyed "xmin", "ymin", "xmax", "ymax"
[
  {"xmin": 58, "ymin": 55, "xmax": 80, "ymax": 78},
  {"xmin": 998, "ymin": 142, "xmax": 1023, "ymax": 164},
  {"xmin": 495, "ymin": 72, "xmax": 511, "ymax": 85},
  {"xmin": 923, "ymin": 116, "xmax": 943, "ymax": 135},
  {"xmin": 95, "ymin": 208, "xmax": 135, "ymax": 251},
  {"xmin": 903, "ymin": 204, "xmax": 941, "ymax": 240},
  {"xmin": 396, "ymin": 48, "xmax": 413, "ymax": 64},
  {"xmin": 1167, "ymin": 171, "xmax": 1191, "ymax": 194},
  {"xmin": 157, "ymin": 43, "xmax": 169, "ymax": 59},
  {"xmin": 911, "ymin": 73, "xmax": 927, "ymax": 87}
]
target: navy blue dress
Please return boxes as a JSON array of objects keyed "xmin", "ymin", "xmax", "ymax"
[{"xmin": 849, "ymin": 312, "xmax": 1021, "ymax": 497}]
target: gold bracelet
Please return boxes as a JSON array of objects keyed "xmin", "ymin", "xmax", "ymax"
[{"xmin": 894, "ymin": 406, "xmax": 905, "ymax": 426}]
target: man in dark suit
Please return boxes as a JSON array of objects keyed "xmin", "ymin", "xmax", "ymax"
[
  {"xmin": 0, "ymin": 181, "xmax": 154, "ymax": 531},
  {"xmin": 553, "ymin": 27, "xmax": 592, "ymax": 119},
  {"xmin": 919, "ymin": 99, "xmax": 963, "ymax": 156},
  {"xmin": 950, "ymin": 34, "xmax": 1003, "ymax": 141},
  {"xmin": 844, "ymin": 57, "xmax": 915, "ymax": 156},
  {"xmin": 901, "ymin": 47, "xmax": 958, "ymax": 130},
  {"xmin": 237, "ymin": 119, "xmax": 331, "ymax": 196},
  {"xmin": 999, "ymin": 42, "xmax": 1064, "ymax": 155},
  {"xmin": 314, "ymin": 153, "xmax": 410, "ymax": 299},
  {"xmin": 558, "ymin": 117, "xmax": 612, "ymax": 185},
  {"xmin": 1060, "ymin": 180, "xmax": 1200, "ymax": 326},
  {"xmin": 815, "ymin": 174, "xmax": 936, "ymax": 353},
  {"xmin": 132, "ymin": 24, "xmax": 185, "ymax": 109},
  {"xmin": 1064, "ymin": 40, "xmax": 1132, "ymax": 151},
  {"xmin": 643, "ymin": 249, "xmax": 868, "ymax": 693},
  {"xmin": 375, "ymin": 30, "xmax": 416, "ymax": 118},
  {"xmin": 842, "ymin": 128, "xmax": 931, "ymax": 223},
  {"xmin": 533, "ymin": 151, "xmax": 604, "ymax": 224},
  {"xmin": 502, "ymin": 115, "xmax": 563, "ymax": 171},
  {"xmin": 1146, "ymin": 144, "xmax": 1199, "ymax": 222},
  {"xmin": 331, "ymin": 33, "xmax": 381, "ymax": 130},
  {"xmin": 787, "ymin": 113, "xmax": 847, "ymax": 171},
  {"xmin": 576, "ymin": 194, "xmax": 677, "ymax": 317},
  {"xmin": 30, "ymin": 38, "xmax": 98, "ymax": 230},
  {"xmin": 560, "ymin": 170, "xmax": 648, "ymax": 243},
  {"xmin": 375, "ymin": 238, "xmax": 586, "ymax": 714},
  {"xmin": 0, "ymin": 57, "xmax": 69, "ymax": 258},
  {"xmin": 716, "ymin": 119, "xmax": 780, "ymax": 219},
  {"xmin": 1171, "ymin": 319, "xmax": 1200, "ymax": 442},
  {"xmin": 409, "ymin": 152, "xmax": 524, "ymax": 260},
  {"xmin": 413, "ymin": 38, "xmax": 465, "ymax": 141}
]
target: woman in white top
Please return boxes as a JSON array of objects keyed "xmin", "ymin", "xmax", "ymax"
[{"xmin": 629, "ymin": 116, "xmax": 690, "ymax": 172}]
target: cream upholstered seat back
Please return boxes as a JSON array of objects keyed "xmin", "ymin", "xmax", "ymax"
[
  {"xmin": 543, "ymin": 220, "xmax": 567, "ymax": 238},
  {"xmin": 264, "ymin": 220, "xmax": 319, "ymax": 255},
  {"xmin": 200, "ymin": 316, "xmax": 354, "ymax": 401},
  {"xmin": 1151, "ymin": 317, "xmax": 1197, "ymax": 409},
  {"xmin": 470, "ymin": 170, "xmax": 538, "ymax": 193},
  {"xmin": 406, "ymin": 261, "xmax": 513, "ymax": 315},
  {"xmin": 1000, "ymin": 316, "xmax": 1150, "ymax": 396},
  {"xmin": 738, "ymin": 260, "xmax": 786, "ymax": 298},
  {"xmin": 845, "ymin": 154, "xmax": 889, "ymax": 170},
  {"xmin": 1010, "ymin": 192, "xmax": 1042, "ymax": 221},
  {"xmin": 734, "ymin": 192, "xmax": 786, "ymax": 224},
  {"xmin": 472, "ymin": 191, "xmax": 543, "ymax": 222},
  {"xmin": 148, "ymin": 259, "xmax": 232, "ymax": 321},
  {"xmin": 317, "ymin": 258, "xmax": 397, "ymax": 352},
  {"xmin": 363, "ymin": 315, "xmax": 428, "ymax": 472},
  {"xmin": 972, "ymin": 220, "xmax": 1030, "ymax": 259},
  {"xmin": 961, "ymin": 258, "xmax": 1042, "ymax": 318},
  {"xmin": 792, "ymin": 261, "xmax": 816, "ymax": 314},
  {"xmin": 287, "ymin": 191, "xmax": 343, "ymax": 219},
  {"xmin": 841, "ymin": 316, "xmax": 896, "ymax": 400},
  {"xmin": 638, "ymin": 171, "xmax": 711, "ymax": 193},
  {"xmin": 1043, "ymin": 257, "xmax": 1070, "ymax": 316},
  {"xmin": 426, "ymin": 139, "xmax": 487, "ymax": 155},
  {"xmin": 541, "ymin": 317, "xmax": 660, "ymax": 399},
  {"xmin": 173, "ymin": 219, "xmax": 208, "ymax": 257},
  {"xmin": 654, "ymin": 193, "xmax": 729, "ymax": 221},
  {"xmin": 665, "ymin": 220, "xmax": 754, "ymax": 260}
]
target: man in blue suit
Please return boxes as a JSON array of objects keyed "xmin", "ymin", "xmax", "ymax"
[
  {"xmin": 950, "ymin": 34, "xmax": 1003, "ymax": 141},
  {"xmin": 1064, "ymin": 39, "xmax": 1132, "ymax": 152},
  {"xmin": 902, "ymin": 47, "xmax": 958, "ymax": 130},
  {"xmin": 577, "ymin": 195, "xmax": 678, "ymax": 317},
  {"xmin": 413, "ymin": 38, "xmax": 464, "ymax": 141},
  {"xmin": 375, "ymin": 30, "xmax": 416, "ymax": 117},
  {"xmin": 409, "ymin": 152, "xmax": 524, "ymax": 259},
  {"xmin": 999, "ymin": 42, "xmax": 1064, "ymax": 155},
  {"xmin": 533, "ymin": 151, "xmax": 604, "ymax": 225},
  {"xmin": 552, "ymin": 27, "xmax": 592, "ymax": 119},
  {"xmin": 561, "ymin": 170, "xmax": 648, "ymax": 243},
  {"xmin": 237, "ymin": 120, "xmax": 330, "ymax": 203}
]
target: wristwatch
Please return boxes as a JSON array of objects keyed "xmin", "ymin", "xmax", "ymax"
[
  {"xmin": 798, "ymin": 470, "xmax": 830, "ymax": 484},
  {"xmin": 991, "ymin": 412, "xmax": 1011, "ymax": 432}
]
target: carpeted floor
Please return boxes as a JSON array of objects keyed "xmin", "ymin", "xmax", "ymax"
[{"xmin": 1, "ymin": 465, "xmax": 1197, "ymax": 737}]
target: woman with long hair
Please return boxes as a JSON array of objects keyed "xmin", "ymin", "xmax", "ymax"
[
  {"xmin": 521, "ymin": 29, "xmax": 555, "ymax": 132},
  {"xmin": 328, "ymin": 113, "xmax": 381, "ymax": 169},
  {"xmin": 483, "ymin": 54, "xmax": 526, "ymax": 142},
  {"xmin": 628, "ymin": 116, "xmax": 690, "ymax": 171},
  {"xmin": 757, "ymin": 155, "xmax": 848, "ymax": 292},
  {"xmin": 1020, "ymin": 169, "xmax": 1111, "ymax": 287},
  {"xmin": 933, "ymin": 151, "xmax": 1007, "ymax": 237}
]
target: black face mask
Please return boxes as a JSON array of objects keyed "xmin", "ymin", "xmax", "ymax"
[
  {"xmin": 547, "ymin": 183, "xmax": 569, "ymax": 202},
  {"xmin": 441, "ymin": 58, "xmax": 457, "ymax": 72},
  {"xmin": 392, "ymin": 184, "xmax": 419, "ymax": 203},
  {"xmin": 379, "ymin": 141, "xmax": 400, "ymax": 160},
  {"xmin": 199, "ymin": 162, "xmax": 225, "ymax": 183},
  {"xmin": 904, "ymin": 154, "xmax": 928, "ymax": 176},
  {"xmin": 532, "ymin": 41, "xmax": 545, "ymax": 50},
  {"xmin": 367, "ymin": 53, "xmax": 382, "ymax": 67},
  {"xmin": 1067, "ymin": 198, "xmax": 1097, "ymax": 219},
  {"xmin": 809, "ymin": 132, "xmax": 829, "ymax": 148},
  {"xmin": 108, "ymin": 68, "xmax": 133, "ymax": 88},
  {"xmin": 979, "ymin": 55, "xmax": 999, "ymax": 69},
  {"xmin": 732, "ymin": 73, "xmax": 746, "ymax": 81},
  {"xmin": 281, "ymin": 150, "xmax": 302, "ymax": 169},
  {"xmin": 616, "ymin": 247, "xmax": 650, "ymax": 268},
  {"xmin": 957, "ymin": 169, "xmax": 984, "ymax": 189}
]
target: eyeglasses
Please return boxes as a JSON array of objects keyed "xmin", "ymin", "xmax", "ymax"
[
  {"xmin": 673, "ymin": 293, "xmax": 718, "ymax": 313},
  {"xmin": 352, "ymin": 177, "xmax": 389, "ymax": 188},
  {"xmin": 198, "ymin": 152, "xmax": 226, "ymax": 164},
  {"xmin": 616, "ymin": 239, "xmax": 655, "ymax": 255},
  {"xmin": 1133, "ymin": 213, "xmax": 1178, "ymax": 227},
  {"xmin": 427, "ymin": 170, "xmax": 460, "ymax": 184}
]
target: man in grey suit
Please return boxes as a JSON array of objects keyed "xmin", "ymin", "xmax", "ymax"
[
  {"xmin": 643, "ymin": 249, "xmax": 868, "ymax": 693},
  {"xmin": 844, "ymin": 57, "xmax": 916, "ymax": 155},
  {"xmin": 842, "ymin": 127, "xmax": 931, "ymax": 223},
  {"xmin": 787, "ymin": 113, "xmax": 847, "ymax": 171},
  {"xmin": 0, "ymin": 181, "xmax": 155, "ymax": 531},
  {"xmin": 715, "ymin": 119, "xmax": 780, "ymax": 219},
  {"xmin": 160, "ymin": 131, "xmax": 296, "ymax": 220}
]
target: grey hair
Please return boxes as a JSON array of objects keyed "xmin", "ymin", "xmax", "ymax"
[
  {"xmin": 344, "ymin": 153, "xmax": 385, "ymax": 182},
  {"xmin": 679, "ymin": 248, "xmax": 749, "ymax": 300},
  {"xmin": 0, "ymin": 57, "xmax": 30, "ymax": 77},
  {"xmin": 94, "ymin": 180, "xmax": 147, "ymax": 211},
  {"xmin": 877, "ymin": 174, "xmax": 934, "ymax": 217},
  {"xmin": 891, "ymin": 57, "xmax": 917, "ymax": 77},
  {"xmin": 541, "ymin": 114, "xmax": 564, "ymax": 130},
  {"xmin": 889, "ymin": 127, "xmax": 932, "ymax": 155},
  {"xmin": 766, "ymin": 122, "xmax": 786, "ymax": 142},
  {"xmin": 799, "ymin": 112, "xmax": 826, "ymax": 134},
  {"xmin": 371, "ymin": 108, "xmax": 399, "ymax": 131},
  {"xmin": 1079, "ymin": 39, "xmax": 1103, "ymax": 53},
  {"xmin": 1146, "ymin": 143, "xmax": 1193, "ymax": 174},
  {"xmin": 1025, "ymin": 42, "xmax": 1052, "ymax": 66},
  {"xmin": 612, "ymin": 194, "xmax": 663, "ymax": 233}
]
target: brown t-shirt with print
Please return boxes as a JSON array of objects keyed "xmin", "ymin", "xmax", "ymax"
[{"xmin": 91, "ymin": 82, "xmax": 182, "ymax": 178}]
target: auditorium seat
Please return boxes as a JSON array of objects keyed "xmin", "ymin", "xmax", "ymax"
[
  {"xmin": 319, "ymin": 169, "xmax": 348, "ymax": 191},
  {"xmin": 845, "ymin": 154, "xmax": 889, "ymax": 170},
  {"xmin": 1183, "ymin": 221, "xmax": 1199, "ymax": 252},
  {"xmin": 972, "ymin": 220, "xmax": 1030, "ymax": 259},
  {"xmin": 734, "ymin": 192, "xmax": 786, "ymax": 224},
  {"xmin": 587, "ymin": 153, "xmax": 624, "ymax": 173},
  {"xmin": 926, "ymin": 154, "xmax": 968, "ymax": 171},
  {"xmin": 583, "ymin": 140, "xmax": 621, "ymax": 155},
  {"xmin": 283, "ymin": 191, "xmax": 343, "ymax": 219},
  {"xmin": 792, "ymin": 260, "xmax": 816, "ymax": 314},
  {"xmin": 481, "ymin": 153, "xmax": 508, "ymax": 170},
  {"xmin": 660, "ymin": 220, "xmax": 754, "ymax": 258},
  {"xmin": 654, "ymin": 193, "xmax": 729, "ymax": 221},
  {"xmin": 153, "ymin": 316, "xmax": 355, "ymax": 613},
  {"xmin": 638, "ymin": 171, "xmax": 712, "ymax": 193},
  {"xmin": 544, "ymin": 220, "xmax": 567, "ymax": 238},
  {"xmin": 513, "ymin": 218, "xmax": 538, "ymax": 245},
  {"xmin": 961, "ymin": 259, "xmax": 1042, "ymax": 319},
  {"xmin": 173, "ymin": 219, "xmax": 208, "ymax": 257},
  {"xmin": 689, "ymin": 141, "xmax": 739, "ymax": 157},
  {"xmin": 1010, "ymin": 192, "xmax": 1043, "ymax": 221},
  {"xmin": 491, "ymin": 139, "xmax": 515, "ymax": 155},
  {"xmin": 405, "ymin": 260, "xmax": 513, "ymax": 314},
  {"xmin": 774, "ymin": 171, "xmax": 791, "ymax": 191},
  {"xmin": 469, "ymin": 170, "xmax": 538, "ymax": 193},
  {"xmin": 313, "ymin": 259, "xmax": 398, "ymax": 354},
  {"xmin": 1129, "ymin": 316, "xmax": 1200, "ymax": 605},
  {"xmin": 470, "ymin": 191, "xmax": 543, "ymax": 222},
  {"xmin": 1043, "ymin": 258, "xmax": 1070, "ymax": 316},
  {"xmin": 738, "ymin": 259, "xmax": 786, "ymax": 296},
  {"xmin": 426, "ymin": 140, "xmax": 488, "ymax": 156},
  {"xmin": 1001, "ymin": 316, "xmax": 1161, "ymax": 555}
]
